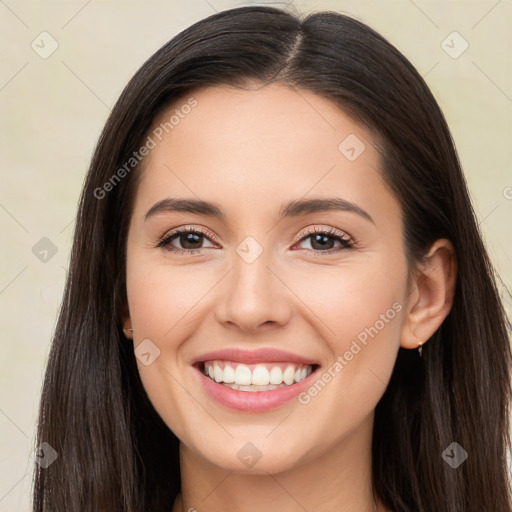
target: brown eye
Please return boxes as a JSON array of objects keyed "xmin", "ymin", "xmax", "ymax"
[
  {"xmin": 174, "ymin": 232, "xmax": 204, "ymax": 250},
  {"xmin": 296, "ymin": 227, "xmax": 354, "ymax": 254},
  {"xmin": 157, "ymin": 228, "xmax": 217, "ymax": 253}
]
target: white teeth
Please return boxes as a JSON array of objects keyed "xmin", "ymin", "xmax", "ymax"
[
  {"xmin": 202, "ymin": 361, "xmax": 314, "ymax": 388},
  {"xmin": 223, "ymin": 365, "xmax": 235, "ymax": 383},
  {"xmin": 234, "ymin": 364, "xmax": 252, "ymax": 385},
  {"xmin": 214, "ymin": 364, "xmax": 223, "ymax": 382},
  {"xmin": 252, "ymin": 366, "xmax": 270, "ymax": 386},
  {"xmin": 283, "ymin": 365, "xmax": 295, "ymax": 385},
  {"xmin": 223, "ymin": 383, "xmax": 286, "ymax": 392},
  {"xmin": 269, "ymin": 367, "xmax": 283, "ymax": 385}
]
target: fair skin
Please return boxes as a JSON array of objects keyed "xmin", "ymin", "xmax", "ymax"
[{"xmin": 123, "ymin": 84, "xmax": 456, "ymax": 512}]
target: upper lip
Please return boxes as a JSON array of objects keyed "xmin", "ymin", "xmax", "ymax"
[{"xmin": 192, "ymin": 348, "xmax": 320, "ymax": 366}]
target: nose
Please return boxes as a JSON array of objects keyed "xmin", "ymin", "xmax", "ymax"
[{"xmin": 215, "ymin": 247, "xmax": 292, "ymax": 333}]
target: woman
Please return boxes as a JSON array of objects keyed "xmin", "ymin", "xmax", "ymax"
[{"xmin": 32, "ymin": 5, "xmax": 512, "ymax": 512}]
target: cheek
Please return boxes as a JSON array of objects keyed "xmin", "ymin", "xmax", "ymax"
[
  {"xmin": 125, "ymin": 259, "xmax": 212, "ymax": 439},
  {"xmin": 287, "ymin": 259, "xmax": 406, "ymax": 352},
  {"xmin": 284, "ymin": 259, "xmax": 406, "ymax": 425},
  {"xmin": 126, "ymin": 259, "xmax": 215, "ymax": 339}
]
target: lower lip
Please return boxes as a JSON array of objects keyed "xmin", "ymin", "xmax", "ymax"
[{"xmin": 195, "ymin": 365, "xmax": 318, "ymax": 412}]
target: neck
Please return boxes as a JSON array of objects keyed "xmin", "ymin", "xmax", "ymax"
[{"xmin": 172, "ymin": 412, "xmax": 388, "ymax": 512}]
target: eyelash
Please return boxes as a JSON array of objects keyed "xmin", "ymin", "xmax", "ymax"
[{"xmin": 155, "ymin": 225, "xmax": 355, "ymax": 256}]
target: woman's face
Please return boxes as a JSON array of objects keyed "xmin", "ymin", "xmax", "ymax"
[{"xmin": 125, "ymin": 84, "xmax": 410, "ymax": 474}]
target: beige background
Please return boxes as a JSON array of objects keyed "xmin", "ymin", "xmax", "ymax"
[{"xmin": 0, "ymin": 0, "xmax": 511, "ymax": 510}]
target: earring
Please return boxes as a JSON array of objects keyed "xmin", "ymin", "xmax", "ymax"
[
  {"xmin": 418, "ymin": 341, "xmax": 423, "ymax": 357},
  {"xmin": 123, "ymin": 327, "xmax": 133, "ymax": 338}
]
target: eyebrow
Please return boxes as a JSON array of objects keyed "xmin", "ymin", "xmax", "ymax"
[{"xmin": 144, "ymin": 197, "xmax": 375, "ymax": 224}]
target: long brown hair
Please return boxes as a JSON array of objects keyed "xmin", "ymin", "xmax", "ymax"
[{"xmin": 32, "ymin": 6, "xmax": 512, "ymax": 511}]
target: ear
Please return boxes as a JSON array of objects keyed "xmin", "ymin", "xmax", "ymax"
[{"xmin": 400, "ymin": 239, "xmax": 457, "ymax": 350}]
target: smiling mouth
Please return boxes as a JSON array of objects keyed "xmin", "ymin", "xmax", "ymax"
[{"xmin": 197, "ymin": 360, "xmax": 320, "ymax": 392}]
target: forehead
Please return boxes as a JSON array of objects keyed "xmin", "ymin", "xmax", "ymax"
[{"xmin": 132, "ymin": 84, "xmax": 397, "ymax": 226}]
